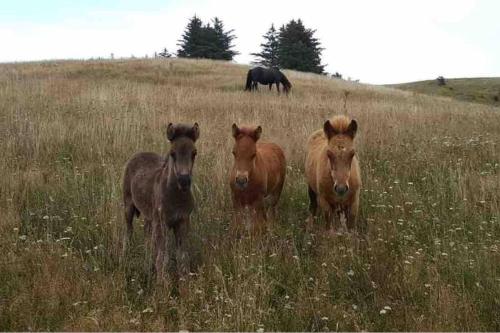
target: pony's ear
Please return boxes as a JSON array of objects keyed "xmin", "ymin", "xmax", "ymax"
[
  {"xmin": 191, "ymin": 122, "xmax": 200, "ymax": 141},
  {"xmin": 232, "ymin": 123, "xmax": 240, "ymax": 138},
  {"xmin": 346, "ymin": 119, "xmax": 358, "ymax": 138},
  {"xmin": 166, "ymin": 123, "xmax": 176, "ymax": 141},
  {"xmin": 323, "ymin": 120, "xmax": 337, "ymax": 139},
  {"xmin": 254, "ymin": 126, "xmax": 262, "ymax": 141}
]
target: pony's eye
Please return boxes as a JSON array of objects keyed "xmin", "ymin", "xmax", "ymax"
[{"xmin": 232, "ymin": 151, "xmax": 236, "ymax": 156}]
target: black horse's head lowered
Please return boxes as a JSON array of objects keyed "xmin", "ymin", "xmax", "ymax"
[{"xmin": 245, "ymin": 67, "xmax": 292, "ymax": 95}]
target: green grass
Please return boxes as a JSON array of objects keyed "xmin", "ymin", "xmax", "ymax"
[{"xmin": 389, "ymin": 77, "xmax": 500, "ymax": 107}]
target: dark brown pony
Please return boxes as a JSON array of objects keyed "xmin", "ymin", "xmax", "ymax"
[
  {"xmin": 229, "ymin": 124, "xmax": 286, "ymax": 233},
  {"xmin": 122, "ymin": 123, "xmax": 199, "ymax": 280},
  {"xmin": 305, "ymin": 115, "xmax": 361, "ymax": 233},
  {"xmin": 245, "ymin": 67, "xmax": 292, "ymax": 95}
]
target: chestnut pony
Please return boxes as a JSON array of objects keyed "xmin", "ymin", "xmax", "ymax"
[
  {"xmin": 305, "ymin": 115, "xmax": 361, "ymax": 232},
  {"xmin": 230, "ymin": 124, "xmax": 286, "ymax": 232}
]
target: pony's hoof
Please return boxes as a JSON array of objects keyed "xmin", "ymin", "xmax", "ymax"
[
  {"xmin": 328, "ymin": 229, "xmax": 343, "ymax": 237},
  {"xmin": 305, "ymin": 216, "xmax": 315, "ymax": 231}
]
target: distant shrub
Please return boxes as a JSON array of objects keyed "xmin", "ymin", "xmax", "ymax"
[
  {"xmin": 158, "ymin": 48, "xmax": 172, "ymax": 58},
  {"xmin": 436, "ymin": 76, "xmax": 446, "ymax": 86},
  {"xmin": 331, "ymin": 72, "xmax": 343, "ymax": 79}
]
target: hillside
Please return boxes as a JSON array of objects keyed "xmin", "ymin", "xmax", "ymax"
[
  {"xmin": 389, "ymin": 77, "xmax": 500, "ymax": 107},
  {"xmin": 0, "ymin": 59, "xmax": 499, "ymax": 331}
]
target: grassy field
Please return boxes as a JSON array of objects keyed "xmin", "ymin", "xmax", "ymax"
[
  {"xmin": 389, "ymin": 77, "xmax": 500, "ymax": 107},
  {"xmin": 0, "ymin": 58, "xmax": 499, "ymax": 331}
]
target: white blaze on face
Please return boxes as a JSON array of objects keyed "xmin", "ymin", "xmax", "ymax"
[{"xmin": 236, "ymin": 170, "xmax": 249, "ymax": 179}]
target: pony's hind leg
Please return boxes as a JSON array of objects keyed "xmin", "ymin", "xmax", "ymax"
[
  {"xmin": 122, "ymin": 203, "xmax": 137, "ymax": 256},
  {"xmin": 306, "ymin": 186, "xmax": 318, "ymax": 230},
  {"xmin": 308, "ymin": 186, "xmax": 318, "ymax": 215}
]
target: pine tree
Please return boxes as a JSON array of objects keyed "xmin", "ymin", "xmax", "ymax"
[
  {"xmin": 212, "ymin": 17, "xmax": 237, "ymax": 60},
  {"xmin": 251, "ymin": 24, "xmax": 280, "ymax": 67},
  {"xmin": 177, "ymin": 15, "xmax": 204, "ymax": 58},
  {"xmin": 278, "ymin": 19, "xmax": 324, "ymax": 73},
  {"xmin": 158, "ymin": 48, "xmax": 172, "ymax": 58},
  {"xmin": 177, "ymin": 16, "xmax": 237, "ymax": 60}
]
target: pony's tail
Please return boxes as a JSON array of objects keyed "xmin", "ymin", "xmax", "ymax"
[{"xmin": 245, "ymin": 70, "xmax": 252, "ymax": 91}]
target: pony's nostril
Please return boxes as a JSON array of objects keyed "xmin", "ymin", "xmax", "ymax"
[
  {"xmin": 236, "ymin": 176, "xmax": 248, "ymax": 186},
  {"xmin": 335, "ymin": 184, "xmax": 348, "ymax": 195}
]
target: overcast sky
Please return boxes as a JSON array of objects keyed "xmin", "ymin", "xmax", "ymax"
[{"xmin": 1, "ymin": 0, "xmax": 499, "ymax": 84}]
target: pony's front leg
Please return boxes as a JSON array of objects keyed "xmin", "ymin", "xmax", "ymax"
[
  {"xmin": 318, "ymin": 197, "xmax": 334, "ymax": 231},
  {"xmin": 230, "ymin": 198, "xmax": 245, "ymax": 236},
  {"xmin": 276, "ymin": 82, "xmax": 280, "ymax": 95},
  {"xmin": 323, "ymin": 209, "xmax": 333, "ymax": 232},
  {"xmin": 174, "ymin": 219, "xmax": 190, "ymax": 276},
  {"xmin": 268, "ymin": 83, "xmax": 272, "ymax": 91},
  {"xmin": 346, "ymin": 192, "xmax": 360, "ymax": 232},
  {"xmin": 152, "ymin": 219, "xmax": 167, "ymax": 282},
  {"xmin": 253, "ymin": 199, "xmax": 267, "ymax": 235},
  {"xmin": 144, "ymin": 218, "xmax": 152, "ymax": 237}
]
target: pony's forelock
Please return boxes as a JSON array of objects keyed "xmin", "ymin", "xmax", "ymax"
[
  {"xmin": 236, "ymin": 126, "xmax": 259, "ymax": 139},
  {"xmin": 168, "ymin": 123, "xmax": 199, "ymax": 141},
  {"xmin": 328, "ymin": 115, "xmax": 352, "ymax": 133}
]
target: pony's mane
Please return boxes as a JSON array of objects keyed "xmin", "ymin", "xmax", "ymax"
[{"xmin": 328, "ymin": 115, "xmax": 352, "ymax": 134}]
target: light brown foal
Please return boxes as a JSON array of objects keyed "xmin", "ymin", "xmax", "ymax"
[{"xmin": 229, "ymin": 124, "xmax": 286, "ymax": 234}]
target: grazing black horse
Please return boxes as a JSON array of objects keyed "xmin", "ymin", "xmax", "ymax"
[{"xmin": 245, "ymin": 67, "xmax": 292, "ymax": 95}]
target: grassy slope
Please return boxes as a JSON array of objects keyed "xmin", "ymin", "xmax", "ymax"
[
  {"xmin": 0, "ymin": 59, "xmax": 499, "ymax": 331},
  {"xmin": 389, "ymin": 77, "xmax": 500, "ymax": 107}
]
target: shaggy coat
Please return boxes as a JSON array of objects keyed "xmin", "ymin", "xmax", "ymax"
[
  {"xmin": 305, "ymin": 115, "xmax": 361, "ymax": 231},
  {"xmin": 122, "ymin": 123, "xmax": 199, "ymax": 279},
  {"xmin": 230, "ymin": 124, "xmax": 286, "ymax": 232}
]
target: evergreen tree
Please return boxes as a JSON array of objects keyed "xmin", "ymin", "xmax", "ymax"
[
  {"xmin": 177, "ymin": 16, "xmax": 237, "ymax": 60},
  {"xmin": 177, "ymin": 15, "xmax": 204, "ymax": 58},
  {"xmin": 251, "ymin": 24, "xmax": 279, "ymax": 67},
  {"xmin": 278, "ymin": 19, "xmax": 324, "ymax": 73},
  {"xmin": 158, "ymin": 48, "xmax": 172, "ymax": 58},
  {"xmin": 212, "ymin": 17, "xmax": 237, "ymax": 60}
]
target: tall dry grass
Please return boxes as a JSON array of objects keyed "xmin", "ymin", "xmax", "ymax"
[{"xmin": 0, "ymin": 58, "xmax": 499, "ymax": 331}]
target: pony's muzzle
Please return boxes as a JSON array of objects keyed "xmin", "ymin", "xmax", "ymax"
[
  {"xmin": 235, "ymin": 175, "xmax": 249, "ymax": 189},
  {"xmin": 334, "ymin": 184, "xmax": 349, "ymax": 196},
  {"xmin": 178, "ymin": 174, "xmax": 191, "ymax": 191}
]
